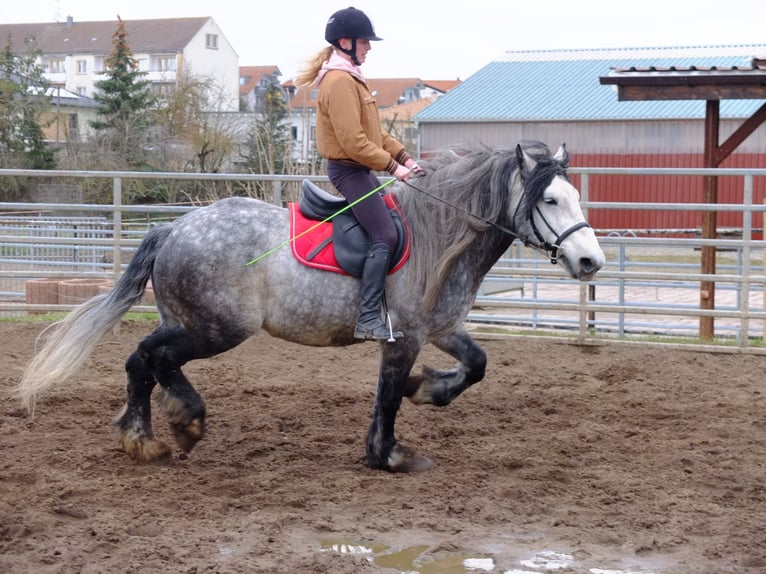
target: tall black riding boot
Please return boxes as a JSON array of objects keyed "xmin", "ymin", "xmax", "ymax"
[{"xmin": 354, "ymin": 243, "xmax": 404, "ymax": 342}]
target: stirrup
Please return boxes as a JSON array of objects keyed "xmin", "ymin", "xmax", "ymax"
[{"xmin": 354, "ymin": 313, "xmax": 403, "ymax": 343}]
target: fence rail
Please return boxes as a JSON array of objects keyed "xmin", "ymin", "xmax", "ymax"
[{"xmin": 2, "ymin": 167, "xmax": 766, "ymax": 353}]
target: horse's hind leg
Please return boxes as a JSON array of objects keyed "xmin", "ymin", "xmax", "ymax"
[
  {"xmin": 145, "ymin": 327, "xmax": 210, "ymax": 452},
  {"xmin": 156, "ymin": 367, "xmax": 206, "ymax": 454},
  {"xmin": 114, "ymin": 349, "xmax": 172, "ymax": 461},
  {"xmin": 404, "ymin": 328, "xmax": 487, "ymax": 406},
  {"xmin": 115, "ymin": 326, "xmax": 210, "ymax": 460}
]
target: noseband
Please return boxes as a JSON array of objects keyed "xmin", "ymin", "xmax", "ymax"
[{"xmin": 529, "ymin": 205, "xmax": 591, "ymax": 264}]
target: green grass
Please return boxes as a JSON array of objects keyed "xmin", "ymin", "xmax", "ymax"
[{"xmin": 0, "ymin": 311, "xmax": 159, "ymax": 323}]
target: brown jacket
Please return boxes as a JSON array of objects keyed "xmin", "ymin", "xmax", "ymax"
[{"xmin": 316, "ymin": 70, "xmax": 409, "ymax": 174}]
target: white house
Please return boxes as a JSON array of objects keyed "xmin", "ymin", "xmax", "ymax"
[{"xmin": 0, "ymin": 16, "xmax": 240, "ymax": 111}]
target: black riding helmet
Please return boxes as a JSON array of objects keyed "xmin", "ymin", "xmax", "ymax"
[{"xmin": 325, "ymin": 7, "xmax": 382, "ymax": 66}]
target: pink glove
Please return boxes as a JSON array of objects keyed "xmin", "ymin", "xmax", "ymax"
[
  {"xmin": 404, "ymin": 158, "xmax": 425, "ymax": 176},
  {"xmin": 392, "ymin": 163, "xmax": 411, "ymax": 181}
]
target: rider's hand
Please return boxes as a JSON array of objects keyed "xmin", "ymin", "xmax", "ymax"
[
  {"xmin": 393, "ymin": 163, "xmax": 411, "ymax": 181},
  {"xmin": 405, "ymin": 158, "xmax": 426, "ymax": 177}
]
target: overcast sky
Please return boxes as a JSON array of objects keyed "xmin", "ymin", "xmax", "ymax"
[{"xmin": 4, "ymin": 0, "xmax": 765, "ymax": 81}]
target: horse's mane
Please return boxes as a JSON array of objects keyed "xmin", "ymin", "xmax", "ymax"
[{"xmin": 396, "ymin": 141, "xmax": 568, "ymax": 311}]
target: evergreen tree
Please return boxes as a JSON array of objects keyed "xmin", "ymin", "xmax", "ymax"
[
  {"xmin": 89, "ymin": 17, "xmax": 156, "ymax": 168},
  {"xmin": 240, "ymin": 77, "xmax": 292, "ymax": 175},
  {"xmin": 0, "ymin": 40, "xmax": 55, "ymax": 172}
]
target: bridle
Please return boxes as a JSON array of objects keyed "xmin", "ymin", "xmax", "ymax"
[
  {"xmin": 403, "ymin": 172, "xmax": 591, "ymax": 265},
  {"xmin": 528, "ymin": 204, "xmax": 591, "ymax": 264}
]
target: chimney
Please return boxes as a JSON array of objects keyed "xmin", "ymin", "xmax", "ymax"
[{"xmin": 66, "ymin": 16, "xmax": 73, "ymax": 26}]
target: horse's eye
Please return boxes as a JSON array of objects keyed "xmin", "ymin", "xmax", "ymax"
[{"xmin": 543, "ymin": 198, "xmax": 557, "ymax": 206}]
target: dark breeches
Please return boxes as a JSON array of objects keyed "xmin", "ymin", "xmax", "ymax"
[{"xmin": 327, "ymin": 160, "xmax": 398, "ymax": 250}]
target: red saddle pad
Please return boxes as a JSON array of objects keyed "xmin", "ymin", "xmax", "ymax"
[{"xmin": 289, "ymin": 194, "xmax": 410, "ymax": 276}]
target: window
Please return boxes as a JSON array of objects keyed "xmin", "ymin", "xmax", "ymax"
[
  {"xmin": 76, "ymin": 60, "xmax": 87, "ymax": 74},
  {"xmin": 155, "ymin": 56, "xmax": 176, "ymax": 72},
  {"xmin": 291, "ymin": 126, "xmax": 298, "ymax": 141},
  {"xmin": 48, "ymin": 58, "xmax": 65, "ymax": 73},
  {"xmin": 153, "ymin": 83, "xmax": 176, "ymax": 96},
  {"xmin": 76, "ymin": 87, "xmax": 87, "ymax": 96},
  {"xmin": 206, "ymin": 34, "xmax": 218, "ymax": 49},
  {"xmin": 402, "ymin": 87, "xmax": 420, "ymax": 102},
  {"xmin": 310, "ymin": 126, "xmax": 316, "ymax": 142}
]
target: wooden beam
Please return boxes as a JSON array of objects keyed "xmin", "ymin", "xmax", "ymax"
[
  {"xmin": 616, "ymin": 84, "xmax": 766, "ymax": 101},
  {"xmin": 716, "ymin": 101, "xmax": 766, "ymax": 164},
  {"xmin": 699, "ymin": 100, "xmax": 720, "ymax": 340}
]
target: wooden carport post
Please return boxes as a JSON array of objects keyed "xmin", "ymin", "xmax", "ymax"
[
  {"xmin": 699, "ymin": 101, "xmax": 720, "ymax": 340},
  {"xmin": 599, "ymin": 58, "xmax": 766, "ymax": 341},
  {"xmin": 700, "ymin": 100, "xmax": 766, "ymax": 339}
]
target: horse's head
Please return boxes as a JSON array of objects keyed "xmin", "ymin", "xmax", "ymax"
[{"xmin": 514, "ymin": 142, "xmax": 604, "ymax": 281}]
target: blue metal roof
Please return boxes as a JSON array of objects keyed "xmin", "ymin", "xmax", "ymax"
[{"xmin": 415, "ymin": 46, "xmax": 766, "ymax": 122}]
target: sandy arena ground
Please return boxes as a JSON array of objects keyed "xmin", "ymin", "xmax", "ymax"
[{"xmin": 1, "ymin": 320, "xmax": 765, "ymax": 573}]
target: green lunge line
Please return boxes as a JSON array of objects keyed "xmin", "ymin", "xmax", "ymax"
[{"xmin": 246, "ymin": 177, "xmax": 396, "ymax": 266}]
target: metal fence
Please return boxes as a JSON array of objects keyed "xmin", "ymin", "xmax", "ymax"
[{"xmin": 2, "ymin": 167, "xmax": 766, "ymax": 353}]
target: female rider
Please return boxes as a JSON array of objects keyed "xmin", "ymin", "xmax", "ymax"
[{"xmin": 296, "ymin": 7, "xmax": 422, "ymax": 341}]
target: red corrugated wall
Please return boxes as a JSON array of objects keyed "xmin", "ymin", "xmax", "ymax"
[{"xmin": 571, "ymin": 153, "xmax": 766, "ymax": 235}]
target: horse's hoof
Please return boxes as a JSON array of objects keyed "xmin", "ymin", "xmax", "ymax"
[
  {"xmin": 402, "ymin": 374, "xmax": 425, "ymax": 400},
  {"xmin": 407, "ymin": 384, "xmax": 434, "ymax": 406},
  {"xmin": 170, "ymin": 418, "xmax": 205, "ymax": 453},
  {"xmin": 120, "ymin": 434, "xmax": 172, "ymax": 462},
  {"xmin": 387, "ymin": 444, "xmax": 433, "ymax": 473}
]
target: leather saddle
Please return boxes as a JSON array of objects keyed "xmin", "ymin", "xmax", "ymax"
[{"xmin": 297, "ymin": 179, "xmax": 409, "ymax": 278}]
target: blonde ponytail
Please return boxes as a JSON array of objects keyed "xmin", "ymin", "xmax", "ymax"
[{"xmin": 295, "ymin": 46, "xmax": 334, "ymax": 88}]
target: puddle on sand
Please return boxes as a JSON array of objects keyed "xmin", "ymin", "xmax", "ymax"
[
  {"xmin": 320, "ymin": 537, "xmax": 669, "ymax": 573},
  {"xmin": 320, "ymin": 538, "xmax": 494, "ymax": 573}
]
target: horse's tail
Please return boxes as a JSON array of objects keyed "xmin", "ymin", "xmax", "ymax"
[{"xmin": 17, "ymin": 223, "xmax": 173, "ymax": 413}]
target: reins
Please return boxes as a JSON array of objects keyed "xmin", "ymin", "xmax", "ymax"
[
  {"xmin": 403, "ymin": 175, "xmax": 590, "ymax": 265},
  {"xmin": 245, "ymin": 158, "xmax": 591, "ymax": 267}
]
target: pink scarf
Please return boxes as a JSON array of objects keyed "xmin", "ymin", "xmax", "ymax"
[{"xmin": 315, "ymin": 51, "xmax": 366, "ymax": 86}]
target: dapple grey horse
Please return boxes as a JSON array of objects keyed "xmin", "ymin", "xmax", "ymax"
[{"xmin": 18, "ymin": 141, "xmax": 604, "ymax": 472}]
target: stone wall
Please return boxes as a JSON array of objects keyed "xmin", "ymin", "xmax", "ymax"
[{"xmin": 25, "ymin": 277, "xmax": 156, "ymax": 309}]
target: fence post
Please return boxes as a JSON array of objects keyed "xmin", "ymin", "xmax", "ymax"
[
  {"xmin": 578, "ymin": 173, "xmax": 591, "ymax": 342},
  {"xmin": 112, "ymin": 177, "xmax": 122, "ymax": 276},
  {"xmin": 739, "ymin": 175, "xmax": 752, "ymax": 346}
]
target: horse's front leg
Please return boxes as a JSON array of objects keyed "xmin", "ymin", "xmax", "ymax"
[
  {"xmin": 366, "ymin": 341, "xmax": 432, "ymax": 473},
  {"xmin": 404, "ymin": 328, "xmax": 486, "ymax": 407}
]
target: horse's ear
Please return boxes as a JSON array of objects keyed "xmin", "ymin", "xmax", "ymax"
[
  {"xmin": 515, "ymin": 144, "xmax": 536, "ymax": 173},
  {"xmin": 553, "ymin": 144, "xmax": 570, "ymax": 168}
]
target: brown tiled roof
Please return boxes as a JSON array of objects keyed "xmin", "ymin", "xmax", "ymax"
[
  {"xmin": 288, "ymin": 77, "xmax": 425, "ymax": 110},
  {"xmin": 367, "ymin": 78, "xmax": 423, "ymax": 107},
  {"xmin": 379, "ymin": 97, "xmax": 436, "ymax": 122},
  {"xmin": 423, "ymin": 79, "xmax": 461, "ymax": 93},
  {"xmin": 239, "ymin": 66, "xmax": 281, "ymax": 95},
  {"xmin": 0, "ymin": 17, "xmax": 211, "ymax": 55}
]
